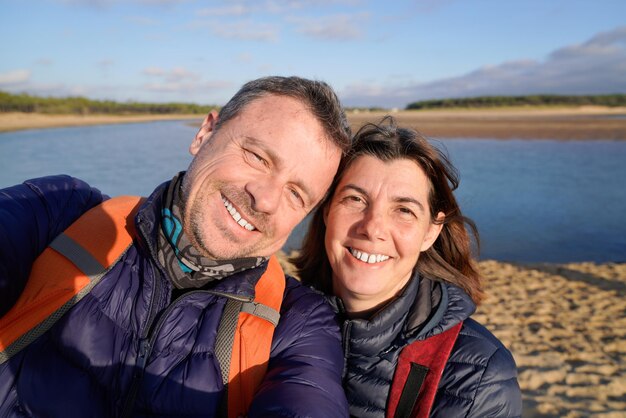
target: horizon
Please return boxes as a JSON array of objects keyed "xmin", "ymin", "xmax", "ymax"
[{"xmin": 1, "ymin": 1, "xmax": 625, "ymax": 108}]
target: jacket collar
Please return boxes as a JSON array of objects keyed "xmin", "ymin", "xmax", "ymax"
[
  {"xmin": 132, "ymin": 177, "xmax": 265, "ymax": 300},
  {"xmin": 331, "ymin": 271, "xmax": 476, "ymax": 357}
]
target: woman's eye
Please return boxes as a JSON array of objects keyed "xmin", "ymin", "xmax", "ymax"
[
  {"xmin": 341, "ymin": 195, "xmax": 365, "ymax": 207},
  {"xmin": 398, "ymin": 207, "xmax": 416, "ymax": 218}
]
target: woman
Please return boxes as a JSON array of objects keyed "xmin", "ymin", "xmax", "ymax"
[{"xmin": 294, "ymin": 117, "xmax": 522, "ymax": 418}]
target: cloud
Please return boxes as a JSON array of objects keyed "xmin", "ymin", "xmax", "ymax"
[
  {"xmin": 35, "ymin": 58, "xmax": 54, "ymax": 67},
  {"xmin": 205, "ymin": 20, "xmax": 279, "ymax": 41},
  {"xmin": 196, "ymin": 5, "xmax": 252, "ymax": 17},
  {"xmin": 142, "ymin": 66, "xmax": 201, "ymax": 82},
  {"xmin": 97, "ymin": 59, "xmax": 115, "ymax": 69},
  {"xmin": 56, "ymin": 0, "xmax": 189, "ymax": 6},
  {"xmin": 341, "ymin": 26, "xmax": 626, "ymax": 107},
  {"xmin": 142, "ymin": 80, "xmax": 232, "ymax": 94},
  {"xmin": 139, "ymin": 66, "xmax": 232, "ymax": 99},
  {"xmin": 0, "ymin": 69, "xmax": 31, "ymax": 86},
  {"xmin": 287, "ymin": 13, "xmax": 368, "ymax": 40},
  {"xmin": 126, "ymin": 16, "xmax": 159, "ymax": 25}
]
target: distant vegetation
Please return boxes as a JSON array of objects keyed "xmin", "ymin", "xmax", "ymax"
[
  {"xmin": 0, "ymin": 91, "xmax": 217, "ymax": 115},
  {"xmin": 3, "ymin": 91, "xmax": 626, "ymax": 115},
  {"xmin": 406, "ymin": 94, "xmax": 626, "ymax": 110}
]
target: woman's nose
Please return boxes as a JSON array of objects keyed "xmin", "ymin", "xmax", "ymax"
[{"xmin": 356, "ymin": 209, "xmax": 387, "ymax": 241}]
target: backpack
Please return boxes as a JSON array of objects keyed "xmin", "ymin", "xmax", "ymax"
[
  {"xmin": 0, "ymin": 196, "xmax": 285, "ymax": 418},
  {"xmin": 386, "ymin": 322, "xmax": 463, "ymax": 418}
]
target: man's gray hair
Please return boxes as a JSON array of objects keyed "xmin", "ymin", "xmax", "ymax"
[{"xmin": 215, "ymin": 76, "xmax": 351, "ymax": 152}]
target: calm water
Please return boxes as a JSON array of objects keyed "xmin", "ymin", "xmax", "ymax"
[{"xmin": 1, "ymin": 122, "xmax": 625, "ymax": 263}]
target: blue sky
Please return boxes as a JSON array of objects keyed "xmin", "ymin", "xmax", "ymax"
[{"xmin": 1, "ymin": 0, "xmax": 625, "ymax": 108}]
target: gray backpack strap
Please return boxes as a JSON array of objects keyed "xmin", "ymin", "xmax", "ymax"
[
  {"xmin": 212, "ymin": 294, "xmax": 281, "ymax": 417},
  {"xmin": 0, "ymin": 233, "xmax": 130, "ymax": 365},
  {"xmin": 240, "ymin": 301, "xmax": 280, "ymax": 327}
]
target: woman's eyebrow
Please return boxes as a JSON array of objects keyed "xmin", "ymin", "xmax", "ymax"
[
  {"xmin": 340, "ymin": 184, "xmax": 369, "ymax": 196},
  {"xmin": 393, "ymin": 196, "xmax": 426, "ymax": 214}
]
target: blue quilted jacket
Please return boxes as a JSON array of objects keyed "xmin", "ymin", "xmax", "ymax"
[
  {"xmin": 0, "ymin": 175, "xmax": 348, "ymax": 417},
  {"xmin": 327, "ymin": 271, "xmax": 522, "ymax": 417}
]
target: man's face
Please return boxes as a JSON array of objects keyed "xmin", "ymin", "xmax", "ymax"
[{"xmin": 181, "ymin": 94, "xmax": 342, "ymax": 260}]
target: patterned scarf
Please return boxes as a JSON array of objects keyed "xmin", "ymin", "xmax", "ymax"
[{"xmin": 157, "ymin": 173, "xmax": 267, "ymax": 289}]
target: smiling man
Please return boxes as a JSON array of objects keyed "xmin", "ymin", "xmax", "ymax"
[{"xmin": 0, "ymin": 76, "xmax": 351, "ymax": 417}]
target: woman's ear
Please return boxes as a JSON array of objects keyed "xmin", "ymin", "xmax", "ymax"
[
  {"xmin": 189, "ymin": 110, "xmax": 219, "ymax": 155},
  {"xmin": 420, "ymin": 212, "xmax": 445, "ymax": 252}
]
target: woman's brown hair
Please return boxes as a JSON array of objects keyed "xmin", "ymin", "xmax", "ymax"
[{"xmin": 292, "ymin": 116, "xmax": 485, "ymax": 305}]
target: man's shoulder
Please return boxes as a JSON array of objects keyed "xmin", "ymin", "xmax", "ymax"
[{"xmin": 279, "ymin": 274, "xmax": 334, "ymax": 318}]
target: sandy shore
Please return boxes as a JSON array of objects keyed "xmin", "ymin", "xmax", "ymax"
[
  {"xmin": 276, "ymin": 253, "xmax": 626, "ymax": 418},
  {"xmin": 0, "ymin": 112, "xmax": 201, "ymax": 133},
  {"xmin": 2, "ymin": 107, "xmax": 626, "ymax": 139},
  {"xmin": 347, "ymin": 107, "xmax": 626, "ymax": 140}
]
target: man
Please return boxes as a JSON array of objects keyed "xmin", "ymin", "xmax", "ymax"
[{"xmin": 0, "ymin": 76, "xmax": 351, "ymax": 417}]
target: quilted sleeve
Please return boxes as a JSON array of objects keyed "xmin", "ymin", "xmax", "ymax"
[
  {"xmin": 0, "ymin": 175, "xmax": 105, "ymax": 316},
  {"xmin": 248, "ymin": 277, "xmax": 349, "ymax": 418},
  {"xmin": 467, "ymin": 342, "xmax": 522, "ymax": 418}
]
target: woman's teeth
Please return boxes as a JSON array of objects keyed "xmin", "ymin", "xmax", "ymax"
[
  {"xmin": 222, "ymin": 197, "xmax": 255, "ymax": 231},
  {"xmin": 349, "ymin": 248, "xmax": 389, "ymax": 264}
]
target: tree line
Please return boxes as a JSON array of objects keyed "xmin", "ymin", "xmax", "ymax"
[
  {"xmin": 0, "ymin": 91, "xmax": 217, "ymax": 114},
  {"xmin": 406, "ymin": 94, "xmax": 626, "ymax": 110},
  {"xmin": 2, "ymin": 91, "xmax": 625, "ymax": 114}
]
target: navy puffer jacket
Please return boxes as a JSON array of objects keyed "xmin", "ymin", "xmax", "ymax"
[
  {"xmin": 327, "ymin": 272, "xmax": 522, "ymax": 417},
  {"xmin": 0, "ymin": 175, "xmax": 348, "ymax": 417}
]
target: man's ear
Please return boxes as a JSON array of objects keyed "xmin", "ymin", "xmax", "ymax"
[
  {"xmin": 189, "ymin": 110, "xmax": 219, "ymax": 156},
  {"xmin": 420, "ymin": 212, "xmax": 445, "ymax": 252}
]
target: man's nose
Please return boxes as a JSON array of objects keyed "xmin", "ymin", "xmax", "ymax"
[{"xmin": 245, "ymin": 177, "xmax": 282, "ymax": 215}]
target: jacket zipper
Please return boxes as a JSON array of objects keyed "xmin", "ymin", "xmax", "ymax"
[{"xmin": 120, "ymin": 288, "xmax": 253, "ymax": 417}]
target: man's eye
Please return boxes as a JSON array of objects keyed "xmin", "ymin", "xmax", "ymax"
[
  {"xmin": 289, "ymin": 188, "xmax": 304, "ymax": 207},
  {"xmin": 245, "ymin": 149, "xmax": 267, "ymax": 166}
]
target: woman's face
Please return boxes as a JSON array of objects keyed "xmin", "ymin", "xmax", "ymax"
[{"xmin": 324, "ymin": 155, "xmax": 443, "ymax": 314}]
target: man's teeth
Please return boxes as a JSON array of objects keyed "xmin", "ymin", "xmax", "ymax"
[
  {"xmin": 222, "ymin": 197, "xmax": 255, "ymax": 231},
  {"xmin": 349, "ymin": 248, "xmax": 390, "ymax": 264}
]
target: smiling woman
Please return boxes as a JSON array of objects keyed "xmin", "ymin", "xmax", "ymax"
[{"xmin": 293, "ymin": 117, "xmax": 522, "ymax": 418}]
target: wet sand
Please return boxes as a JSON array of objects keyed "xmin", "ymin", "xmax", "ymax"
[
  {"xmin": 0, "ymin": 112, "xmax": 201, "ymax": 133},
  {"xmin": 2, "ymin": 107, "xmax": 626, "ymax": 139},
  {"xmin": 277, "ymin": 253, "xmax": 626, "ymax": 418}
]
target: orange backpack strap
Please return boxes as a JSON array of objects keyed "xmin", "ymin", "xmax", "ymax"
[
  {"xmin": 212, "ymin": 255, "xmax": 285, "ymax": 418},
  {"xmin": 387, "ymin": 322, "xmax": 463, "ymax": 418},
  {"xmin": 0, "ymin": 196, "xmax": 144, "ymax": 364}
]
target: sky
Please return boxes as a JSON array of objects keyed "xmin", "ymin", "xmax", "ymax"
[{"xmin": 1, "ymin": 0, "xmax": 625, "ymax": 108}]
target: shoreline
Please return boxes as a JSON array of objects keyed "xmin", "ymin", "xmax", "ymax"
[{"xmin": 2, "ymin": 106, "xmax": 626, "ymax": 139}]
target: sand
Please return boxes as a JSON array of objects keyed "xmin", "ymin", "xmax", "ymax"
[
  {"xmin": 2, "ymin": 107, "xmax": 626, "ymax": 139},
  {"xmin": 0, "ymin": 112, "xmax": 201, "ymax": 133},
  {"xmin": 347, "ymin": 107, "xmax": 626, "ymax": 140},
  {"xmin": 276, "ymin": 252, "xmax": 626, "ymax": 418}
]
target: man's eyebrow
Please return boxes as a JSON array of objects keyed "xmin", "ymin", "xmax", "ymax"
[{"xmin": 244, "ymin": 136, "xmax": 315, "ymax": 206}]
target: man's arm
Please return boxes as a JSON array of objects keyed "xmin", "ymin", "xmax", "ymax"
[
  {"xmin": 0, "ymin": 175, "xmax": 106, "ymax": 316},
  {"xmin": 249, "ymin": 277, "xmax": 349, "ymax": 418}
]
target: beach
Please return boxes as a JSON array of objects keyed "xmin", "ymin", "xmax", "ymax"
[
  {"xmin": 2, "ymin": 108, "xmax": 625, "ymax": 416},
  {"xmin": 2, "ymin": 107, "xmax": 626, "ymax": 139},
  {"xmin": 277, "ymin": 253, "xmax": 626, "ymax": 418}
]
